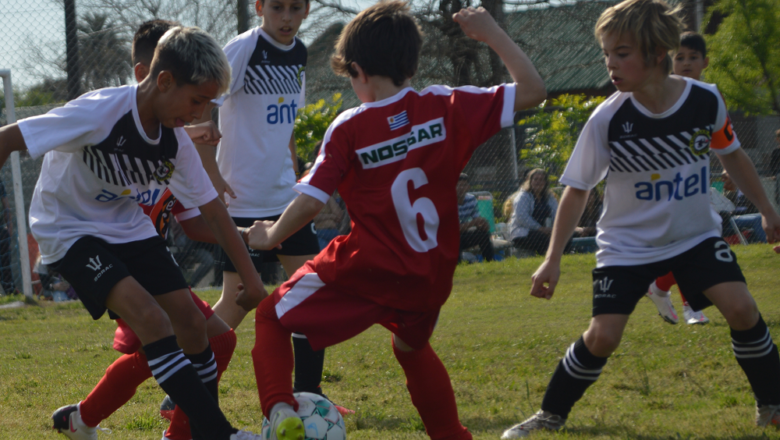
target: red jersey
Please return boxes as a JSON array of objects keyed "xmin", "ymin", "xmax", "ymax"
[
  {"xmin": 141, "ymin": 188, "xmax": 200, "ymax": 239},
  {"xmin": 296, "ymin": 84, "xmax": 516, "ymax": 312}
]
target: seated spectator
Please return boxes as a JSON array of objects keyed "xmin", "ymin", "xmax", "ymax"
[
  {"xmin": 507, "ymin": 168, "xmax": 558, "ymax": 255},
  {"xmin": 722, "ymin": 169, "xmax": 767, "ymax": 243},
  {"xmin": 456, "ymin": 173, "xmax": 494, "ymax": 262},
  {"xmin": 314, "ymin": 194, "xmax": 345, "ymax": 250},
  {"xmin": 574, "ymin": 189, "xmax": 603, "ymax": 238}
]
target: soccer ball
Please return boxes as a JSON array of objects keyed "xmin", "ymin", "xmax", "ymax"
[{"xmin": 261, "ymin": 392, "xmax": 346, "ymax": 440}]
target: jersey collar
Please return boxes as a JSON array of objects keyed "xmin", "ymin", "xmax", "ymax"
[
  {"xmin": 257, "ymin": 27, "xmax": 296, "ymax": 52},
  {"xmin": 628, "ymin": 77, "xmax": 692, "ymax": 119},
  {"xmin": 131, "ymin": 84, "xmax": 161, "ymax": 145},
  {"xmin": 360, "ymin": 87, "xmax": 415, "ymax": 109}
]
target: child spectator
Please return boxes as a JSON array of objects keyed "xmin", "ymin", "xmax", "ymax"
[
  {"xmin": 502, "ymin": 0, "xmax": 780, "ymax": 437},
  {"xmin": 193, "ymin": 0, "xmax": 329, "ymax": 399},
  {"xmin": 244, "ymin": 1, "xmax": 545, "ymax": 438},
  {"xmin": 0, "ymin": 25, "xmax": 266, "ymax": 440}
]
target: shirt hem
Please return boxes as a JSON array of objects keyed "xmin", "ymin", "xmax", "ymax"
[{"xmin": 594, "ymin": 230, "xmax": 721, "ymax": 268}]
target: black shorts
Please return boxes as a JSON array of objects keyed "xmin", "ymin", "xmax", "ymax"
[
  {"xmin": 49, "ymin": 236, "xmax": 188, "ymax": 320},
  {"xmin": 591, "ymin": 237, "xmax": 746, "ymax": 316},
  {"xmin": 218, "ymin": 215, "xmax": 320, "ymax": 272}
]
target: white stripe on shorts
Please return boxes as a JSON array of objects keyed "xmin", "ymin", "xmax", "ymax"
[{"xmin": 276, "ymin": 273, "xmax": 325, "ymax": 319}]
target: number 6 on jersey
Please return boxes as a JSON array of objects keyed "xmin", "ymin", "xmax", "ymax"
[{"xmin": 391, "ymin": 168, "xmax": 440, "ymax": 252}]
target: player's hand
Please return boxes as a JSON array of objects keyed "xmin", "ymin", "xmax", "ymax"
[
  {"xmin": 235, "ymin": 282, "xmax": 268, "ymax": 312},
  {"xmin": 245, "ymin": 220, "xmax": 282, "ymax": 250},
  {"xmin": 762, "ymin": 210, "xmax": 780, "ymax": 244},
  {"xmin": 209, "ymin": 173, "xmax": 236, "ymax": 206},
  {"xmin": 452, "ymin": 7, "xmax": 500, "ymax": 43},
  {"xmin": 185, "ymin": 121, "xmax": 222, "ymax": 146},
  {"xmin": 530, "ymin": 259, "xmax": 560, "ymax": 300}
]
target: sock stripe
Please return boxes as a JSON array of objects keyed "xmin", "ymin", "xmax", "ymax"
[
  {"xmin": 562, "ymin": 344, "xmax": 601, "ymax": 381},
  {"xmin": 148, "ymin": 350, "xmax": 184, "ymax": 367},
  {"xmin": 148, "ymin": 350, "xmax": 191, "ymax": 384},
  {"xmin": 193, "ymin": 353, "xmax": 218, "ymax": 384},
  {"xmin": 733, "ymin": 329, "xmax": 774, "ymax": 359},
  {"xmin": 155, "ymin": 358, "xmax": 191, "ymax": 384}
]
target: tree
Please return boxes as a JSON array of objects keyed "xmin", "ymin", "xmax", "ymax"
[
  {"xmin": 294, "ymin": 93, "xmax": 343, "ymax": 162},
  {"xmin": 78, "ymin": 13, "xmax": 132, "ymax": 90},
  {"xmin": 705, "ymin": 0, "xmax": 780, "ymax": 115},
  {"xmin": 517, "ymin": 94, "xmax": 605, "ymax": 178}
]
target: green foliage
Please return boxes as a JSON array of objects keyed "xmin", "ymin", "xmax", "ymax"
[
  {"xmin": 294, "ymin": 93, "xmax": 343, "ymax": 162},
  {"xmin": 517, "ymin": 94, "xmax": 605, "ymax": 178},
  {"xmin": 705, "ymin": 0, "xmax": 780, "ymax": 115}
]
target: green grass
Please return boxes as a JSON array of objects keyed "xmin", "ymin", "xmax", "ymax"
[{"xmin": 2, "ymin": 245, "xmax": 780, "ymax": 439}]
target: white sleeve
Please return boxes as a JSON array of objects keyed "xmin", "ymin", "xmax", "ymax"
[
  {"xmin": 174, "ymin": 207, "xmax": 201, "ymax": 222},
  {"xmin": 167, "ymin": 130, "xmax": 219, "ymax": 209},
  {"xmin": 212, "ymin": 32, "xmax": 255, "ymax": 107},
  {"xmin": 18, "ymin": 89, "xmax": 121, "ymax": 158},
  {"xmin": 299, "ymin": 69, "xmax": 306, "ymax": 106},
  {"xmin": 560, "ymin": 107, "xmax": 612, "ymax": 190}
]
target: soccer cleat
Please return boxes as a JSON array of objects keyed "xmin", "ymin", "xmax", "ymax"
[
  {"xmin": 52, "ymin": 404, "xmax": 109, "ymax": 440},
  {"xmin": 160, "ymin": 395, "xmax": 176, "ymax": 421},
  {"xmin": 683, "ymin": 305, "xmax": 709, "ymax": 325},
  {"xmin": 501, "ymin": 410, "xmax": 565, "ymax": 438},
  {"xmin": 230, "ymin": 430, "xmax": 265, "ymax": 440},
  {"xmin": 646, "ymin": 290, "xmax": 678, "ymax": 324},
  {"xmin": 757, "ymin": 404, "xmax": 780, "ymax": 428},
  {"xmin": 268, "ymin": 404, "xmax": 304, "ymax": 440}
]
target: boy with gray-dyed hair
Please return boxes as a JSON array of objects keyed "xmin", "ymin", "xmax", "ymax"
[{"xmin": 0, "ymin": 26, "xmax": 266, "ymax": 440}]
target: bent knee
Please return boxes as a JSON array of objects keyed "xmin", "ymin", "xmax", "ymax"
[
  {"xmin": 583, "ymin": 330, "xmax": 622, "ymax": 357},
  {"xmin": 722, "ymin": 299, "xmax": 759, "ymax": 330}
]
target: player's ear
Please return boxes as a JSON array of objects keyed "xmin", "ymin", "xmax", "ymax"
[
  {"xmin": 156, "ymin": 71, "xmax": 175, "ymax": 93},
  {"xmin": 351, "ymin": 62, "xmax": 368, "ymax": 84},
  {"xmin": 134, "ymin": 63, "xmax": 150, "ymax": 83},
  {"xmin": 255, "ymin": 0, "xmax": 264, "ymax": 17},
  {"xmin": 304, "ymin": 1, "xmax": 311, "ymax": 18}
]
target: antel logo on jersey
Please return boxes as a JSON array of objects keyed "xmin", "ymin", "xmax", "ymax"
[
  {"xmin": 358, "ymin": 118, "xmax": 446, "ymax": 169},
  {"xmin": 689, "ymin": 129, "xmax": 711, "ymax": 156},
  {"xmin": 634, "ymin": 166, "xmax": 708, "ymax": 201},
  {"xmin": 95, "ymin": 187, "xmax": 162, "ymax": 206},
  {"xmin": 267, "ymin": 97, "xmax": 298, "ymax": 125}
]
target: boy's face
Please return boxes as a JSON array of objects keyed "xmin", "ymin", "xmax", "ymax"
[
  {"xmin": 256, "ymin": 0, "xmax": 309, "ymax": 45},
  {"xmin": 673, "ymin": 46, "xmax": 708, "ymax": 80},
  {"xmin": 155, "ymin": 74, "xmax": 219, "ymax": 128},
  {"xmin": 601, "ymin": 32, "xmax": 659, "ymax": 93}
]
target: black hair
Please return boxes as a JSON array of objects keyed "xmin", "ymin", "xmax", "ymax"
[{"xmin": 680, "ymin": 31, "xmax": 706, "ymax": 58}]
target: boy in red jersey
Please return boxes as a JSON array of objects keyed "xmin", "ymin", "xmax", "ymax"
[{"xmin": 243, "ymin": 2, "xmax": 546, "ymax": 439}]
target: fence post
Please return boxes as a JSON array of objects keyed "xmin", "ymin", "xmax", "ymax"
[{"xmin": 0, "ymin": 70, "xmax": 33, "ymax": 300}]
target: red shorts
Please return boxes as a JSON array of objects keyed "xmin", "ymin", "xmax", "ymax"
[
  {"xmin": 271, "ymin": 263, "xmax": 440, "ymax": 351},
  {"xmin": 113, "ymin": 287, "xmax": 214, "ymax": 354}
]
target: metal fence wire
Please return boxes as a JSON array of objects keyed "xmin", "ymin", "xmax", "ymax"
[{"xmin": 2, "ymin": 0, "xmax": 779, "ymax": 296}]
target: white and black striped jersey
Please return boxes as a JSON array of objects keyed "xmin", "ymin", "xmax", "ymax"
[
  {"xmin": 214, "ymin": 27, "xmax": 307, "ymax": 217},
  {"xmin": 20, "ymin": 85, "xmax": 217, "ymax": 264},
  {"xmin": 561, "ymin": 77, "xmax": 740, "ymax": 267}
]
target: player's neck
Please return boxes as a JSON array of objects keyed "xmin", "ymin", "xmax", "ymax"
[
  {"xmin": 135, "ymin": 79, "xmax": 163, "ymax": 139},
  {"xmin": 631, "ymin": 74, "xmax": 686, "ymax": 115},
  {"xmin": 365, "ymin": 77, "xmax": 411, "ymax": 103}
]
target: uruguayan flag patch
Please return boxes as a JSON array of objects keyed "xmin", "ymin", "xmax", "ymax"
[{"xmin": 387, "ymin": 111, "xmax": 409, "ymax": 130}]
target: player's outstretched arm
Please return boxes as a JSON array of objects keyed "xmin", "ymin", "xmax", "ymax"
[
  {"xmin": 453, "ymin": 7, "xmax": 546, "ymax": 111},
  {"xmin": 245, "ymin": 194, "xmax": 325, "ymax": 251},
  {"xmin": 199, "ymin": 197, "xmax": 268, "ymax": 310},
  {"xmin": 720, "ymin": 148, "xmax": 780, "ymax": 243},
  {"xmin": 530, "ymin": 186, "xmax": 589, "ymax": 300},
  {"xmin": 0, "ymin": 124, "xmax": 28, "ymax": 169}
]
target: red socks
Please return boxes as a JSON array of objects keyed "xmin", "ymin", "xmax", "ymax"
[
  {"xmin": 655, "ymin": 272, "xmax": 677, "ymax": 292},
  {"xmin": 80, "ymin": 352, "xmax": 152, "ymax": 427},
  {"xmin": 252, "ymin": 296, "xmax": 297, "ymax": 417},
  {"xmin": 393, "ymin": 340, "xmax": 472, "ymax": 440}
]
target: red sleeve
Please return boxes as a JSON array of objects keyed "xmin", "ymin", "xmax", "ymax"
[
  {"xmin": 450, "ymin": 84, "xmax": 515, "ymax": 149},
  {"xmin": 294, "ymin": 113, "xmax": 353, "ymax": 203}
]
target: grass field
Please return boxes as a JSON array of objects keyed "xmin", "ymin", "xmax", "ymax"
[{"xmin": 1, "ymin": 244, "xmax": 780, "ymax": 439}]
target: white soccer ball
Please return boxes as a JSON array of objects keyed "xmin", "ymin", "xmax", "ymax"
[{"xmin": 261, "ymin": 392, "xmax": 346, "ymax": 440}]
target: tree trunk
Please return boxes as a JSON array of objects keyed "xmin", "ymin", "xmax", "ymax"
[
  {"xmin": 64, "ymin": 0, "xmax": 82, "ymax": 100},
  {"xmin": 237, "ymin": 0, "xmax": 251, "ymax": 34}
]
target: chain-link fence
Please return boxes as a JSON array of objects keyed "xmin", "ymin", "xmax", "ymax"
[{"xmin": 2, "ymin": 0, "xmax": 779, "ymax": 296}]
